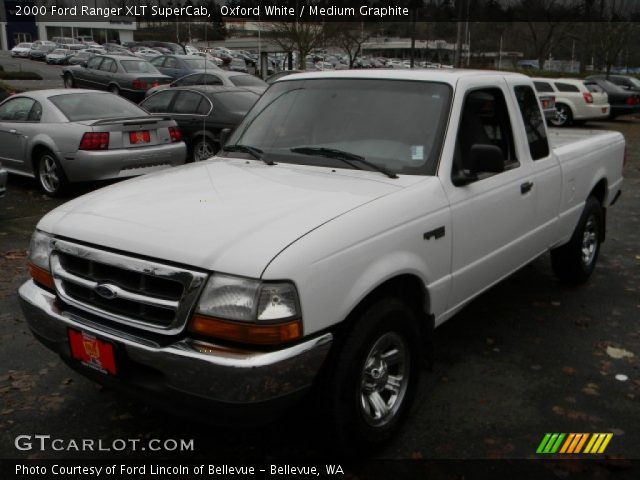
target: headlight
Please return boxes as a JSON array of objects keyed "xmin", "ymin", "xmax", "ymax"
[
  {"xmin": 28, "ymin": 231, "xmax": 55, "ymax": 290},
  {"xmin": 29, "ymin": 230, "xmax": 54, "ymax": 271},
  {"xmin": 190, "ymin": 274, "xmax": 302, "ymax": 345}
]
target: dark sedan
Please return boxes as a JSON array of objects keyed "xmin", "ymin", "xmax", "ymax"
[
  {"xmin": 583, "ymin": 78, "xmax": 640, "ymax": 119},
  {"xmin": 139, "ymin": 86, "xmax": 259, "ymax": 161},
  {"xmin": 62, "ymin": 55, "xmax": 172, "ymax": 101},
  {"xmin": 586, "ymin": 74, "xmax": 640, "ymax": 92},
  {"xmin": 29, "ymin": 43, "xmax": 56, "ymax": 61},
  {"xmin": 150, "ymin": 55, "xmax": 221, "ymax": 79}
]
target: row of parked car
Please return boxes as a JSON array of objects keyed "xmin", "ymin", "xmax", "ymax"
[{"xmin": 532, "ymin": 74, "xmax": 640, "ymax": 126}]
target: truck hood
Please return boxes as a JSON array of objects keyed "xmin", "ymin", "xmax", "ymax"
[{"xmin": 39, "ymin": 159, "xmax": 413, "ymax": 277}]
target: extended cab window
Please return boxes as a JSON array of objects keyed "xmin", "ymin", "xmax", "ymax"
[
  {"xmin": 452, "ymin": 88, "xmax": 517, "ymax": 182},
  {"xmin": 514, "ymin": 85, "xmax": 550, "ymax": 160}
]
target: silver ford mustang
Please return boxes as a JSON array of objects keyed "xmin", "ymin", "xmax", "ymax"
[{"xmin": 0, "ymin": 89, "xmax": 186, "ymax": 196}]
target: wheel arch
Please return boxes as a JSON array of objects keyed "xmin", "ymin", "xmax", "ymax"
[{"xmin": 29, "ymin": 142, "xmax": 60, "ymax": 176}]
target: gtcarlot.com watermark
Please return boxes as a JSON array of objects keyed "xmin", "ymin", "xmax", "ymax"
[{"xmin": 14, "ymin": 435, "xmax": 194, "ymax": 452}]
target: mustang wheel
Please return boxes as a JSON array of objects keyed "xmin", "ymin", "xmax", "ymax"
[{"xmin": 36, "ymin": 150, "xmax": 68, "ymax": 197}]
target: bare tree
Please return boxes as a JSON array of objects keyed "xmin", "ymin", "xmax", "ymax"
[
  {"xmin": 326, "ymin": 23, "xmax": 373, "ymax": 68},
  {"xmin": 592, "ymin": 0, "xmax": 637, "ymax": 75},
  {"xmin": 267, "ymin": 22, "xmax": 325, "ymax": 70}
]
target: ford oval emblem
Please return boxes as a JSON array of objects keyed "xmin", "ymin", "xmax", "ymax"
[{"xmin": 94, "ymin": 284, "xmax": 118, "ymax": 300}]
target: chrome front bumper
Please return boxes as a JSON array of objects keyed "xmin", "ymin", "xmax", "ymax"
[{"xmin": 18, "ymin": 280, "xmax": 332, "ymax": 408}]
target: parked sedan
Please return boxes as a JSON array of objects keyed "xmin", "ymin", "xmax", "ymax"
[
  {"xmin": 140, "ymin": 86, "xmax": 259, "ymax": 161},
  {"xmin": 0, "ymin": 90, "xmax": 186, "ymax": 196},
  {"xmin": 586, "ymin": 74, "xmax": 640, "ymax": 92},
  {"xmin": 145, "ymin": 71, "xmax": 267, "ymax": 97},
  {"xmin": 11, "ymin": 42, "xmax": 33, "ymax": 58},
  {"xmin": 62, "ymin": 55, "xmax": 172, "ymax": 101},
  {"xmin": 532, "ymin": 77, "xmax": 609, "ymax": 126},
  {"xmin": 537, "ymin": 94, "xmax": 556, "ymax": 122},
  {"xmin": 46, "ymin": 48, "xmax": 74, "ymax": 65},
  {"xmin": 29, "ymin": 43, "xmax": 56, "ymax": 61},
  {"xmin": 150, "ymin": 54, "xmax": 221, "ymax": 79},
  {"xmin": 66, "ymin": 50, "xmax": 95, "ymax": 66},
  {"xmin": 0, "ymin": 162, "xmax": 7, "ymax": 198},
  {"xmin": 583, "ymin": 77, "xmax": 640, "ymax": 119}
]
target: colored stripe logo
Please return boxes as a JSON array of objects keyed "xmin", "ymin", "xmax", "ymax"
[{"xmin": 536, "ymin": 433, "xmax": 613, "ymax": 454}]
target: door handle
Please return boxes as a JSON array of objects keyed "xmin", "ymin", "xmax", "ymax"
[{"xmin": 520, "ymin": 181, "xmax": 534, "ymax": 194}]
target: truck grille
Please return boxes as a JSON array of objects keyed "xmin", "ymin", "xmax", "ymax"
[{"xmin": 50, "ymin": 239, "xmax": 208, "ymax": 335}]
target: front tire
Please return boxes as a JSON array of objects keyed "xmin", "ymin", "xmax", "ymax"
[
  {"xmin": 550, "ymin": 103, "xmax": 573, "ymax": 127},
  {"xmin": 551, "ymin": 196, "xmax": 603, "ymax": 284},
  {"xmin": 325, "ymin": 298, "xmax": 422, "ymax": 454},
  {"xmin": 36, "ymin": 150, "xmax": 68, "ymax": 197},
  {"xmin": 108, "ymin": 84, "xmax": 120, "ymax": 96}
]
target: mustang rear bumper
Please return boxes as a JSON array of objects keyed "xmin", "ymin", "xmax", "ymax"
[{"xmin": 18, "ymin": 280, "xmax": 332, "ymax": 420}]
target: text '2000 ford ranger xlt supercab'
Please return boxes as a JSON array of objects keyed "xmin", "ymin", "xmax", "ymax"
[{"xmin": 19, "ymin": 70, "xmax": 624, "ymax": 450}]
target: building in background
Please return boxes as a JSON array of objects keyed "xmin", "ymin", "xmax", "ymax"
[{"xmin": 1, "ymin": 0, "xmax": 136, "ymax": 50}]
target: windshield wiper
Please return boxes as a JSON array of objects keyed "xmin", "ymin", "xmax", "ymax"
[
  {"xmin": 222, "ymin": 144, "xmax": 274, "ymax": 166},
  {"xmin": 290, "ymin": 147, "xmax": 398, "ymax": 179}
]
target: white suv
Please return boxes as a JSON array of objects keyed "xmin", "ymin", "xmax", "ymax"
[{"xmin": 532, "ymin": 77, "xmax": 610, "ymax": 126}]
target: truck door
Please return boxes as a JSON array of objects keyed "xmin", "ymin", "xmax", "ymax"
[
  {"xmin": 440, "ymin": 80, "xmax": 537, "ymax": 312},
  {"xmin": 508, "ymin": 81, "xmax": 563, "ymax": 250}
]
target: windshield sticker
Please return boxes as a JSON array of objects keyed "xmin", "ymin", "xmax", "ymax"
[{"xmin": 411, "ymin": 145, "xmax": 424, "ymax": 161}]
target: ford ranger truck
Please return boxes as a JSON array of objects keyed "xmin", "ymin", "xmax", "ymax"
[{"xmin": 19, "ymin": 70, "xmax": 624, "ymax": 450}]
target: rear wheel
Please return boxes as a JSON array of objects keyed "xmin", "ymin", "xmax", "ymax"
[
  {"xmin": 63, "ymin": 73, "xmax": 75, "ymax": 88},
  {"xmin": 324, "ymin": 298, "xmax": 421, "ymax": 454},
  {"xmin": 551, "ymin": 196, "xmax": 603, "ymax": 284},
  {"xmin": 36, "ymin": 150, "xmax": 68, "ymax": 197},
  {"xmin": 550, "ymin": 103, "xmax": 573, "ymax": 127},
  {"xmin": 192, "ymin": 139, "xmax": 218, "ymax": 162}
]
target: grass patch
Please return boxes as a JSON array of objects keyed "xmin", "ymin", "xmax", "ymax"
[{"xmin": 0, "ymin": 70, "xmax": 42, "ymax": 80}]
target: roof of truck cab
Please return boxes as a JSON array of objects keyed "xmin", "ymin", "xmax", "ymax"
[{"xmin": 277, "ymin": 69, "xmax": 529, "ymax": 86}]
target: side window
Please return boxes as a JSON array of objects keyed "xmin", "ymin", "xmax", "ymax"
[
  {"xmin": 204, "ymin": 74, "xmax": 223, "ymax": 85},
  {"xmin": 99, "ymin": 58, "xmax": 115, "ymax": 72},
  {"xmin": 173, "ymin": 91, "xmax": 205, "ymax": 114},
  {"xmin": 452, "ymin": 88, "xmax": 517, "ymax": 183},
  {"xmin": 87, "ymin": 56, "xmax": 103, "ymax": 69},
  {"xmin": 150, "ymin": 56, "xmax": 165, "ymax": 67},
  {"xmin": 554, "ymin": 82, "xmax": 580, "ymax": 93},
  {"xmin": 514, "ymin": 86, "xmax": 550, "ymax": 160},
  {"xmin": 197, "ymin": 97, "xmax": 211, "ymax": 115},
  {"xmin": 533, "ymin": 81, "xmax": 554, "ymax": 93},
  {"xmin": 165, "ymin": 57, "xmax": 179, "ymax": 68},
  {"xmin": 140, "ymin": 91, "xmax": 176, "ymax": 113},
  {"xmin": 0, "ymin": 97, "xmax": 36, "ymax": 121},
  {"xmin": 179, "ymin": 74, "xmax": 201, "ymax": 86},
  {"xmin": 28, "ymin": 101, "xmax": 42, "ymax": 122}
]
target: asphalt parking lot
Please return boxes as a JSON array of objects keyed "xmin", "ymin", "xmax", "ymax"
[{"xmin": 0, "ymin": 116, "xmax": 639, "ymax": 463}]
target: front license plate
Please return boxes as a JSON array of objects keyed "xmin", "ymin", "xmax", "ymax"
[
  {"xmin": 68, "ymin": 329, "xmax": 117, "ymax": 375},
  {"xmin": 129, "ymin": 131, "xmax": 150, "ymax": 144}
]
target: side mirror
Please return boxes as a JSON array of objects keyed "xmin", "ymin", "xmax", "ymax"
[
  {"xmin": 468, "ymin": 144, "xmax": 505, "ymax": 175},
  {"xmin": 219, "ymin": 128, "xmax": 232, "ymax": 147}
]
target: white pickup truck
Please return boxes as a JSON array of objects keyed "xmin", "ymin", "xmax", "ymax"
[{"xmin": 19, "ymin": 70, "xmax": 624, "ymax": 450}]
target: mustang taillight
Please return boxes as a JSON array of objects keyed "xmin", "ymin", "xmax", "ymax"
[
  {"xmin": 169, "ymin": 126, "xmax": 182, "ymax": 143},
  {"xmin": 583, "ymin": 92, "xmax": 593, "ymax": 104},
  {"xmin": 132, "ymin": 79, "xmax": 147, "ymax": 90},
  {"xmin": 79, "ymin": 132, "xmax": 109, "ymax": 150}
]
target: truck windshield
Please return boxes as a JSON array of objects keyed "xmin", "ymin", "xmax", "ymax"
[{"xmin": 226, "ymin": 78, "xmax": 452, "ymax": 176}]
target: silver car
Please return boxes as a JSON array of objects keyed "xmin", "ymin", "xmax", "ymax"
[
  {"xmin": 0, "ymin": 162, "xmax": 7, "ymax": 198},
  {"xmin": 144, "ymin": 70, "xmax": 267, "ymax": 97},
  {"xmin": 0, "ymin": 89, "xmax": 186, "ymax": 196}
]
